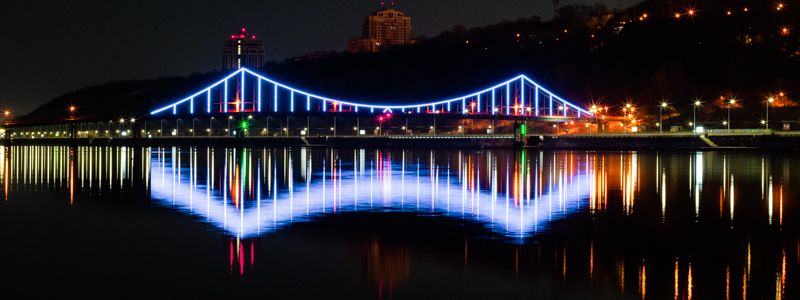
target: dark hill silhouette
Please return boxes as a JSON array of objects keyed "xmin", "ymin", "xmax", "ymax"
[{"xmin": 20, "ymin": 0, "xmax": 799, "ymax": 126}]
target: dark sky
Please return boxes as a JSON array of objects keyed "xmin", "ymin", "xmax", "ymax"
[{"xmin": 0, "ymin": 0, "xmax": 634, "ymax": 114}]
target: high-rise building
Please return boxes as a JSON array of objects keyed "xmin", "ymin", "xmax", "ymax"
[
  {"xmin": 223, "ymin": 28, "xmax": 265, "ymax": 70},
  {"xmin": 347, "ymin": 7, "xmax": 412, "ymax": 53}
]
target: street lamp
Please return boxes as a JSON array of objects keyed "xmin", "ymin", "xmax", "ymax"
[
  {"xmin": 209, "ymin": 116, "xmax": 215, "ymax": 136},
  {"xmin": 227, "ymin": 115, "xmax": 233, "ymax": 136},
  {"xmin": 692, "ymin": 100, "xmax": 702, "ymax": 133},
  {"xmin": 727, "ymin": 99, "xmax": 736, "ymax": 131},
  {"xmin": 766, "ymin": 97, "xmax": 775, "ymax": 130},
  {"xmin": 68, "ymin": 105, "xmax": 77, "ymax": 120},
  {"xmin": 2, "ymin": 110, "xmax": 11, "ymax": 125},
  {"xmin": 659, "ymin": 102, "xmax": 668, "ymax": 133}
]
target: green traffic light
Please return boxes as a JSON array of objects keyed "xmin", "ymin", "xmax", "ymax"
[{"xmin": 519, "ymin": 124, "xmax": 527, "ymax": 135}]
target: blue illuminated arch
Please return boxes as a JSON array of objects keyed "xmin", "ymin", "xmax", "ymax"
[{"xmin": 150, "ymin": 68, "xmax": 592, "ymax": 118}]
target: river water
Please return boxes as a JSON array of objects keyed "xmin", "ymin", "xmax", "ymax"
[{"xmin": 0, "ymin": 146, "xmax": 797, "ymax": 299}]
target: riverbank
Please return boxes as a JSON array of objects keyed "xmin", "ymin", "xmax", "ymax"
[{"xmin": 5, "ymin": 132, "xmax": 800, "ymax": 150}]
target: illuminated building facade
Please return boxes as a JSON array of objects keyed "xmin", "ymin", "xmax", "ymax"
[
  {"xmin": 223, "ymin": 28, "xmax": 266, "ymax": 70},
  {"xmin": 347, "ymin": 8, "xmax": 412, "ymax": 53}
]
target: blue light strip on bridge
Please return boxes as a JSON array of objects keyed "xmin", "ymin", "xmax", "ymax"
[
  {"xmin": 149, "ymin": 68, "xmax": 593, "ymax": 117},
  {"xmin": 520, "ymin": 77, "xmax": 525, "ymax": 115},
  {"xmin": 223, "ymin": 80, "xmax": 228, "ymax": 113},
  {"xmin": 491, "ymin": 90, "xmax": 495, "ymax": 115},
  {"xmin": 240, "ymin": 70, "xmax": 245, "ymax": 112}
]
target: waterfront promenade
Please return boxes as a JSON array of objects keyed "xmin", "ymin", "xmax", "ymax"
[{"xmin": 6, "ymin": 130, "xmax": 800, "ymax": 150}]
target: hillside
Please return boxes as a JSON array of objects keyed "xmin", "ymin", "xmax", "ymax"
[{"xmin": 20, "ymin": 0, "xmax": 799, "ymax": 126}]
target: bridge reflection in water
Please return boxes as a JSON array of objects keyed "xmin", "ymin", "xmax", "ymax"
[
  {"xmin": 2, "ymin": 145, "xmax": 798, "ymax": 299},
  {"xmin": 149, "ymin": 147, "xmax": 593, "ymax": 240}
]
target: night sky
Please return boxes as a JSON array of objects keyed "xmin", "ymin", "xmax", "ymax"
[{"xmin": 0, "ymin": 0, "xmax": 634, "ymax": 114}]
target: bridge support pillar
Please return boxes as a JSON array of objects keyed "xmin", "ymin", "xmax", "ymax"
[{"xmin": 513, "ymin": 122, "xmax": 528, "ymax": 148}]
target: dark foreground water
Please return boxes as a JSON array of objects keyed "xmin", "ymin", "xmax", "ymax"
[{"xmin": 0, "ymin": 146, "xmax": 798, "ymax": 299}]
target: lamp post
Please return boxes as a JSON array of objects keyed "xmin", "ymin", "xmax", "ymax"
[
  {"xmin": 727, "ymin": 99, "xmax": 736, "ymax": 131},
  {"xmin": 227, "ymin": 115, "xmax": 233, "ymax": 136},
  {"xmin": 692, "ymin": 100, "xmax": 701, "ymax": 133},
  {"xmin": 766, "ymin": 97, "xmax": 774, "ymax": 130},
  {"xmin": 659, "ymin": 102, "xmax": 668, "ymax": 133},
  {"xmin": 68, "ymin": 105, "xmax": 77, "ymax": 120},
  {"xmin": 2, "ymin": 109, "xmax": 11, "ymax": 125},
  {"xmin": 209, "ymin": 117, "xmax": 214, "ymax": 136},
  {"xmin": 119, "ymin": 118, "xmax": 126, "ymax": 137},
  {"xmin": 377, "ymin": 116, "xmax": 384, "ymax": 136}
]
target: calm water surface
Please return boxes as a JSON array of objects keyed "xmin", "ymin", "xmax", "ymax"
[{"xmin": 0, "ymin": 146, "xmax": 798, "ymax": 299}]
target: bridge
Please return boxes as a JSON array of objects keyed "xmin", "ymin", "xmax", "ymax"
[
  {"xmin": 2, "ymin": 68, "xmax": 598, "ymax": 146},
  {"xmin": 149, "ymin": 68, "xmax": 593, "ymax": 120}
]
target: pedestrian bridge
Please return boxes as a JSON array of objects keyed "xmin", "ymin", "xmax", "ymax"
[{"xmin": 150, "ymin": 68, "xmax": 593, "ymax": 120}]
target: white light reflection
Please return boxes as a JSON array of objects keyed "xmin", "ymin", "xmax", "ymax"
[{"xmin": 149, "ymin": 148, "xmax": 592, "ymax": 241}]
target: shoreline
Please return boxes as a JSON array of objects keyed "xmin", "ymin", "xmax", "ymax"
[{"xmin": 4, "ymin": 132, "xmax": 800, "ymax": 151}]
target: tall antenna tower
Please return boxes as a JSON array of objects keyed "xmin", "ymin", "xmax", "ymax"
[{"xmin": 552, "ymin": 0, "xmax": 560, "ymax": 17}]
